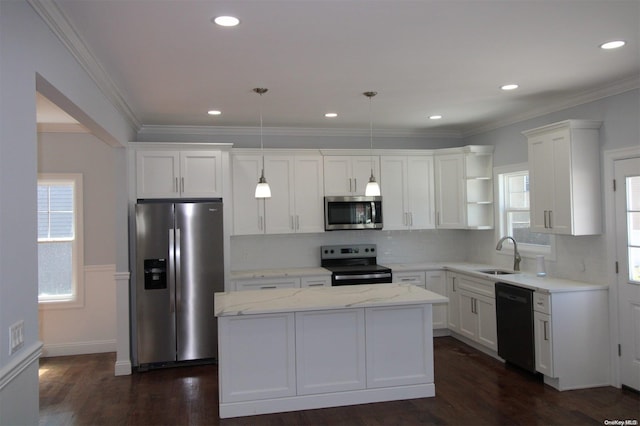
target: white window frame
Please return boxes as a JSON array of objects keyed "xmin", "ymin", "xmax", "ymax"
[
  {"xmin": 37, "ymin": 173, "xmax": 84, "ymax": 309},
  {"xmin": 494, "ymin": 163, "xmax": 555, "ymax": 261}
]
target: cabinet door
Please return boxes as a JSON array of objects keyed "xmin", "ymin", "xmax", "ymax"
[
  {"xmin": 408, "ymin": 156, "xmax": 436, "ymax": 229},
  {"xmin": 180, "ymin": 151, "xmax": 223, "ymax": 198},
  {"xmin": 351, "ymin": 156, "xmax": 380, "ymax": 196},
  {"xmin": 528, "ymin": 135, "xmax": 553, "ymax": 233},
  {"xmin": 476, "ymin": 294, "xmax": 497, "ymax": 351},
  {"xmin": 365, "ymin": 305, "xmax": 434, "ymax": 388},
  {"xmin": 435, "ymin": 154, "xmax": 465, "ymax": 229},
  {"xmin": 426, "ymin": 271, "xmax": 447, "ymax": 329},
  {"xmin": 447, "ymin": 274, "xmax": 460, "ymax": 332},
  {"xmin": 534, "ymin": 311, "xmax": 554, "ymax": 376},
  {"xmin": 394, "ymin": 271, "xmax": 426, "ymax": 287},
  {"xmin": 296, "ymin": 309, "xmax": 366, "ymax": 395},
  {"xmin": 323, "ymin": 156, "xmax": 352, "ymax": 195},
  {"xmin": 381, "ymin": 157, "xmax": 409, "ymax": 230},
  {"xmin": 264, "ymin": 156, "xmax": 296, "ymax": 234},
  {"xmin": 231, "ymin": 155, "xmax": 265, "ymax": 235},
  {"xmin": 136, "ymin": 151, "xmax": 180, "ymax": 198},
  {"xmin": 294, "ymin": 156, "xmax": 325, "ymax": 233},
  {"xmin": 549, "ymin": 130, "xmax": 572, "ymax": 234},
  {"xmin": 218, "ymin": 313, "xmax": 296, "ymax": 402},
  {"xmin": 458, "ymin": 291, "xmax": 477, "ymax": 340}
]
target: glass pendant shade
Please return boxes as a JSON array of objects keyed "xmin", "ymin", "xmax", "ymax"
[
  {"xmin": 255, "ymin": 170, "xmax": 271, "ymax": 198},
  {"xmin": 365, "ymin": 173, "xmax": 381, "ymax": 196}
]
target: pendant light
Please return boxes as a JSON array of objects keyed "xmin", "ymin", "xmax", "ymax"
[
  {"xmin": 253, "ymin": 88, "xmax": 271, "ymax": 198},
  {"xmin": 364, "ymin": 91, "xmax": 381, "ymax": 196}
]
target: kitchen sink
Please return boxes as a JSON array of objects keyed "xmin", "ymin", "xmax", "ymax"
[{"xmin": 477, "ymin": 269, "xmax": 516, "ymax": 275}]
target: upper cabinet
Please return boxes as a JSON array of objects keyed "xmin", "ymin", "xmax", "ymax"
[
  {"xmin": 323, "ymin": 155, "xmax": 380, "ymax": 196},
  {"xmin": 380, "ymin": 154, "xmax": 435, "ymax": 230},
  {"xmin": 523, "ymin": 120, "xmax": 602, "ymax": 235},
  {"xmin": 232, "ymin": 151, "xmax": 325, "ymax": 236},
  {"xmin": 136, "ymin": 149, "xmax": 223, "ymax": 199},
  {"xmin": 434, "ymin": 146, "xmax": 494, "ymax": 230}
]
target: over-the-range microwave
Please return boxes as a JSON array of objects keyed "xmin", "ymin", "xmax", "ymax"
[{"xmin": 324, "ymin": 196, "xmax": 383, "ymax": 231}]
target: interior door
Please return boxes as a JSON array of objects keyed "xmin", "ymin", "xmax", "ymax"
[{"xmin": 615, "ymin": 157, "xmax": 640, "ymax": 390}]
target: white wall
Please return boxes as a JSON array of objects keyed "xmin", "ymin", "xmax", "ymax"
[
  {"xmin": 0, "ymin": 2, "xmax": 134, "ymax": 423},
  {"xmin": 464, "ymin": 89, "xmax": 640, "ymax": 284},
  {"xmin": 37, "ymin": 132, "xmax": 117, "ymax": 356}
]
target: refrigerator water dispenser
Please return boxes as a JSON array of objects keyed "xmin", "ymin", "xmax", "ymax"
[{"xmin": 144, "ymin": 259, "xmax": 167, "ymax": 290}]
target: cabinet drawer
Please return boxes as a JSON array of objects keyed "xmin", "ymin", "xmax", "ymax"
[
  {"xmin": 234, "ymin": 278, "xmax": 300, "ymax": 291},
  {"xmin": 301, "ymin": 276, "xmax": 331, "ymax": 288},
  {"xmin": 533, "ymin": 292, "xmax": 551, "ymax": 314},
  {"xmin": 394, "ymin": 271, "xmax": 426, "ymax": 287},
  {"xmin": 457, "ymin": 275, "xmax": 495, "ymax": 298}
]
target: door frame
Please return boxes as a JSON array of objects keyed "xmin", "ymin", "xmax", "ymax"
[{"xmin": 603, "ymin": 146, "xmax": 640, "ymax": 388}]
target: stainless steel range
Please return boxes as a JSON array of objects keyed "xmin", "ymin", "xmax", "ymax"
[{"xmin": 321, "ymin": 244, "xmax": 392, "ymax": 286}]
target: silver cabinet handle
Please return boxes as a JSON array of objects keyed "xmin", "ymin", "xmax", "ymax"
[
  {"xmin": 349, "ymin": 178, "xmax": 353, "ymax": 193},
  {"xmin": 296, "ymin": 215, "xmax": 300, "ymax": 230},
  {"xmin": 452, "ymin": 276, "xmax": 456, "ymax": 292},
  {"xmin": 543, "ymin": 320, "xmax": 549, "ymax": 341},
  {"xmin": 548, "ymin": 210, "xmax": 553, "ymax": 228},
  {"xmin": 409, "ymin": 212, "xmax": 413, "ymax": 226},
  {"xmin": 181, "ymin": 177, "xmax": 184, "ymax": 193},
  {"xmin": 260, "ymin": 286, "xmax": 277, "ymax": 290},
  {"xmin": 175, "ymin": 177, "xmax": 179, "ymax": 193}
]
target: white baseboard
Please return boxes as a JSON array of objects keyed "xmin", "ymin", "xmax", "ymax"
[{"xmin": 41, "ymin": 339, "xmax": 116, "ymax": 358}]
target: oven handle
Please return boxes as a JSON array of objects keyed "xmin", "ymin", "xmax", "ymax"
[{"xmin": 334, "ymin": 272, "xmax": 392, "ymax": 281}]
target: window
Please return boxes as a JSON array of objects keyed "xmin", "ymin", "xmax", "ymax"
[
  {"xmin": 495, "ymin": 164, "xmax": 553, "ymax": 258},
  {"xmin": 37, "ymin": 174, "xmax": 83, "ymax": 306},
  {"xmin": 626, "ymin": 175, "xmax": 640, "ymax": 283}
]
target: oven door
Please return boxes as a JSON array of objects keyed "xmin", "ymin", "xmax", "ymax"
[{"xmin": 332, "ymin": 271, "xmax": 393, "ymax": 286}]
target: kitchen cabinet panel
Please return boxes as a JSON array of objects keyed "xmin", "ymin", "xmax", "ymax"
[
  {"xmin": 446, "ymin": 272, "xmax": 461, "ymax": 333},
  {"xmin": 136, "ymin": 150, "xmax": 222, "ymax": 199},
  {"xmin": 524, "ymin": 120, "xmax": 602, "ymax": 235},
  {"xmin": 324, "ymin": 156, "xmax": 380, "ymax": 196},
  {"xmin": 232, "ymin": 155, "xmax": 265, "ymax": 235},
  {"xmin": 296, "ymin": 309, "xmax": 366, "ymax": 395},
  {"xmin": 451, "ymin": 272, "xmax": 497, "ymax": 351},
  {"xmin": 426, "ymin": 270, "xmax": 447, "ymax": 330}
]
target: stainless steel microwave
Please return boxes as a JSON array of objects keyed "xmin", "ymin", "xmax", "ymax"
[{"xmin": 324, "ymin": 196, "xmax": 383, "ymax": 230}]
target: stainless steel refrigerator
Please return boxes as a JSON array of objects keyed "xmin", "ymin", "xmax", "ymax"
[{"xmin": 135, "ymin": 200, "xmax": 224, "ymax": 366}]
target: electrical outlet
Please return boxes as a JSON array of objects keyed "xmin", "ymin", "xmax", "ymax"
[{"xmin": 9, "ymin": 320, "xmax": 24, "ymax": 355}]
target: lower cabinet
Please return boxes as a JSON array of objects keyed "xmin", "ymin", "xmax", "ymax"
[
  {"xmin": 395, "ymin": 270, "xmax": 447, "ymax": 330},
  {"xmin": 534, "ymin": 310, "xmax": 553, "ymax": 377},
  {"xmin": 218, "ymin": 313, "xmax": 296, "ymax": 402}
]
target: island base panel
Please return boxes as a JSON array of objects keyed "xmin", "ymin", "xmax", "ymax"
[{"xmin": 219, "ymin": 383, "xmax": 435, "ymax": 419}]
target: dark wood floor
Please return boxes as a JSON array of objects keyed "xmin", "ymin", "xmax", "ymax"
[{"xmin": 39, "ymin": 337, "xmax": 639, "ymax": 426}]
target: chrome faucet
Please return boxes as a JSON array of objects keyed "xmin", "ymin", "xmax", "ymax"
[{"xmin": 496, "ymin": 236, "xmax": 521, "ymax": 271}]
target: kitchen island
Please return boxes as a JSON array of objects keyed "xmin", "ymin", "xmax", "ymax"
[{"xmin": 214, "ymin": 283, "xmax": 448, "ymax": 418}]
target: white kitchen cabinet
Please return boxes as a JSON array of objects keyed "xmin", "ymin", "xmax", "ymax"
[
  {"xmin": 381, "ymin": 155, "xmax": 435, "ymax": 230},
  {"xmin": 218, "ymin": 313, "xmax": 296, "ymax": 403},
  {"xmin": 394, "ymin": 271, "xmax": 426, "ymax": 287},
  {"xmin": 523, "ymin": 120, "xmax": 602, "ymax": 235},
  {"xmin": 300, "ymin": 275, "xmax": 331, "ymax": 288},
  {"xmin": 233, "ymin": 277, "xmax": 300, "ymax": 291},
  {"xmin": 434, "ymin": 146, "xmax": 494, "ymax": 229},
  {"xmin": 323, "ymin": 155, "xmax": 380, "ymax": 196},
  {"xmin": 232, "ymin": 152, "xmax": 324, "ymax": 235},
  {"xmin": 446, "ymin": 272, "xmax": 461, "ymax": 333},
  {"xmin": 264, "ymin": 155, "xmax": 324, "ymax": 234},
  {"xmin": 531, "ymin": 289, "xmax": 609, "ymax": 390},
  {"xmin": 365, "ymin": 305, "xmax": 434, "ymax": 388},
  {"xmin": 296, "ymin": 309, "xmax": 366, "ymax": 395},
  {"xmin": 454, "ymin": 273, "xmax": 497, "ymax": 351},
  {"xmin": 136, "ymin": 150, "xmax": 222, "ymax": 199},
  {"xmin": 426, "ymin": 270, "xmax": 447, "ymax": 330}
]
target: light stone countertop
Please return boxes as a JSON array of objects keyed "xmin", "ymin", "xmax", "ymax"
[
  {"xmin": 215, "ymin": 283, "xmax": 449, "ymax": 317},
  {"xmin": 230, "ymin": 267, "xmax": 331, "ymax": 280}
]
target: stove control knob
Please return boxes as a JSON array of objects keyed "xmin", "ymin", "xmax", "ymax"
[
  {"xmin": 365, "ymin": 248, "xmax": 369, "ymax": 252},
  {"xmin": 371, "ymin": 247, "xmax": 375, "ymax": 252}
]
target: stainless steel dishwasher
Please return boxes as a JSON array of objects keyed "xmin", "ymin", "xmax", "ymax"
[{"xmin": 495, "ymin": 282, "xmax": 536, "ymax": 373}]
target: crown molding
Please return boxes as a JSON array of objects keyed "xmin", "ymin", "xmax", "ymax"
[
  {"xmin": 463, "ymin": 74, "xmax": 640, "ymax": 137},
  {"xmin": 27, "ymin": 0, "xmax": 141, "ymax": 130},
  {"xmin": 137, "ymin": 124, "xmax": 463, "ymax": 139}
]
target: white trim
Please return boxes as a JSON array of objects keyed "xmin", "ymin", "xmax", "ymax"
[
  {"xmin": 219, "ymin": 383, "xmax": 435, "ymax": 419},
  {"xmin": 114, "ymin": 271, "xmax": 132, "ymax": 376},
  {"xmin": 37, "ymin": 173, "xmax": 85, "ymax": 309},
  {"xmin": 37, "ymin": 123, "xmax": 89, "ymax": 133},
  {"xmin": 603, "ymin": 145, "xmax": 640, "ymax": 389},
  {"xmin": 0, "ymin": 342, "xmax": 43, "ymax": 391},
  {"xmin": 493, "ymin": 163, "xmax": 556, "ymax": 261},
  {"xmin": 40, "ymin": 340, "xmax": 116, "ymax": 358}
]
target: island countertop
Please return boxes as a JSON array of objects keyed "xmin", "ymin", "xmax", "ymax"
[{"xmin": 215, "ymin": 283, "xmax": 448, "ymax": 317}]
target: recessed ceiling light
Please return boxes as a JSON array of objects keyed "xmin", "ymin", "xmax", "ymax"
[
  {"xmin": 213, "ymin": 16, "xmax": 240, "ymax": 27},
  {"xmin": 207, "ymin": 110, "xmax": 222, "ymax": 116},
  {"xmin": 600, "ymin": 40, "xmax": 626, "ymax": 50},
  {"xmin": 501, "ymin": 84, "xmax": 519, "ymax": 91},
  {"xmin": 324, "ymin": 113, "xmax": 338, "ymax": 118},
  {"xmin": 429, "ymin": 115, "xmax": 442, "ymax": 120}
]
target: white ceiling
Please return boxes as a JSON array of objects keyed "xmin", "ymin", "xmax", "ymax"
[{"xmin": 46, "ymin": 0, "xmax": 639, "ymax": 136}]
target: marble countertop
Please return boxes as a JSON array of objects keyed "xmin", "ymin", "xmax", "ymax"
[
  {"xmin": 230, "ymin": 267, "xmax": 331, "ymax": 280},
  {"xmin": 215, "ymin": 283, "xmax": 449, "ymax": 317}
]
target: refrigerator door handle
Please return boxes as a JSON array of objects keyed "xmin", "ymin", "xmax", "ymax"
[
  {"xmin": 168, "ymin": 229, "xmax": 176, "ymax": 314},
  {"xmin": 174, "ymin": 228, "xmax": 181, "ymax": 314}
]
